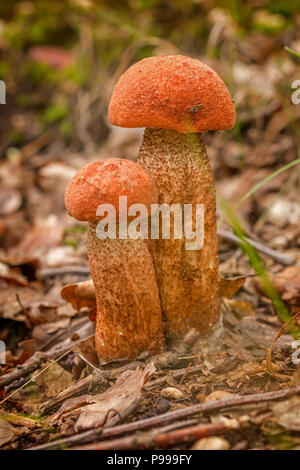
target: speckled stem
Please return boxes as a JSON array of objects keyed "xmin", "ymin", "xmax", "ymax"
[
  {"xmin": 87, "ymin": 222, "xmax": 163, "ymax": 360},
  {"xmin": 138, "ymin": 128, "xmax": 220, "ymax": 339}
]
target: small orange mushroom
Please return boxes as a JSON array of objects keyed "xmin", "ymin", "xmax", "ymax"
[
  {"xmin": 109, "ymin": 55, "xmax": 236, "ymax": 340},
  {"xmin": 65, "ymin": 158, "xmax": 163, "ymax": 360}
]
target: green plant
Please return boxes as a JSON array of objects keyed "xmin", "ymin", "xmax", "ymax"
[{"xmin": 220, "ymin": 198, "xmax": 300, "ymax": 339}]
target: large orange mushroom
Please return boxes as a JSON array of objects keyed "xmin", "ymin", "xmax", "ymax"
[
  {"xmin": 108, "ymin": 55, "xmax": 236, "ymax": 340},
  {"xmin": 65, "ymin": 158, "xmax": 163, "ymax": 360}
]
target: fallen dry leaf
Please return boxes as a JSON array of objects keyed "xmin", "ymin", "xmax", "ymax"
[
  {"xmin": 0, "ymin": 285, "xmax": 46, "ymax": 322},
  {"xmin": 272, "ymin": 396, "xmax": 300, "ymax": 431},
  {"xmin": 75, "ymin": 362, "xmax": 156, "ymax": 431},
  {"xmin": 41, "ymin": 246, "xmax": 81, "ymax": 268},
  {"xmin": 225, "ymin": 299, "xmax": 256, "ymax": 318},
  {"xmin": 1, "ymin": 216, "xmax": 63, "ymax": 266},
  {"xmin": 61, "ymin": 280, "xmax": 96, "ymax": 311},
  {"xmin": 0, "ymin": 417, "xmax": 20, "ymax": 447},
  {"xmin": 0, "ymin": 261, "xmax": 28, "ymax": 286},
  {"xmin": 50, "ymin": 363, "xmax": 155, "ymax": 432},
  {"xmin": 219, "ymin": 276, "xmax": 245, "ymax": 299},
  {"xmin": 35, "ymin": 361, "xmax": 74, "ymax": 398}
]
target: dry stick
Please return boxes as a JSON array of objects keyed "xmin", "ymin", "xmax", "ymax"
[
  {"xmin": 29, "ymin": 384, "xmax": 300, "ymax": 450},
  {"xmin": 39, "ymin": 266, "xmax": 90, "ymax": 279},
  {"xmin": 145, "ymin": 363, "xmax": 204, "ymax": 389},
  {"xmin": 217, "ymin": 228, "xmax": 299, "ymax": 266},
  {"xmin": 0, "ymin": 348, "xmax": 74, "ymax": 406},
  {"xmin": 38, "ymin": 316, "xmax": 90, "ymax": 353},
  {"xmin": 74, "ymin": 416, "xmax": 249, "ymax": 450},
  {"xmin": 3, "ymin": 375, "xmax": 31, "ymax": 394},
  {"xmin": 21, "ymin": 129, "xmax": 55, "ymax": 159},
  {"xmin": 148, "ymin": 356, "xmax": 238, "ymax": 387},
  {"xmin": 0, "ymin": 353, "xmax": 46, "ymax": 389}
]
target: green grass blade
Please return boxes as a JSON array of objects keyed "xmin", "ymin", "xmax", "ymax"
[
  {"xmin": 220, "ymin": 198, "xmax": 299, "ymax": 339},
  {"xmin": 236, "ymin": 157, "xmax": 300, "ymax": 208},
  {"xmin": 285, "ymin": 46, "xmax": 300, "ymax": 59}
]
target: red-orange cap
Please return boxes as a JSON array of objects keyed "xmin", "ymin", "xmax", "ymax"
[
  {"xmin": 108, "ymin": 55, "xmax": 236, "ymax": 134},
  {"xmin": 65, "ymin": 158, "xmax": 158, "ymax": 222}
]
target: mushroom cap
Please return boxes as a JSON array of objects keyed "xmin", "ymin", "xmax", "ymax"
[
  {"xmin": 65, "ymin": 158, "xmax": 158, "ymax": 222},
  {"xmin": 108, "ymin": 55, "xmax": 236, "ymax": 134}
]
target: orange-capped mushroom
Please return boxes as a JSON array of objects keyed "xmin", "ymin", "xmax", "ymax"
[
  {"xmin": 109, "ymin": 55, "xmax": 235, "ymax": 133},
  {"xmin": 109, "ymin": 55, "xmax": 236, "ymax": 340},
  {"xmin": 65, "ymin": 158, "xmax": 163, "ymax": 360}
]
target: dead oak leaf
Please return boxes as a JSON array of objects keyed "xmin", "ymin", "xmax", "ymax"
[
  {"xmin": 61, "ymin": 280, "xmax": 96, "ymax": 312},
  {"xmin": 0, "ymin": 285, "xmax": 46, "ymax": 322},
  {"xmin": 75, "ymin": 362, "xmax": 155, "ymax": 432},
  {"xmin": 0, "ymin": 417, "xmax": 21, "ymax": 447},
  {"xmin": 219, "ymin": 276, "xmax": 245, "ymax": 299},
  {"xmin": 1, "ymin": 216, "xmax": 63, "ymax": 266},
  {"xmin": 0, "ymin": 261, "xmax": 28, "ymax": 286},
  {"xmin": 35, "ymin": 361, "xmax": 74, "ymax": 398},
  {"xmin": 224, "ymin": 299, "xmax": 256, "ymax": 318}
]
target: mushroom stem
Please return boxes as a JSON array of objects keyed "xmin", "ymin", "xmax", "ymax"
[
  {"xmin": 138, "ymin": 128, "xmax": 220, "ymax": 339},
  {"xmin": 87, "ymin": 222, "xmax": 163, "ymax": 360}
]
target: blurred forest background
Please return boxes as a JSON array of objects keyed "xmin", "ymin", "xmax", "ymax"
[
  {"xmin": 1, "ymin": 0, "xmax": 300, "ymax": 155},
  {"xmin": 0, "ymin": 0, "xmax": 300, "ymax": 218}
]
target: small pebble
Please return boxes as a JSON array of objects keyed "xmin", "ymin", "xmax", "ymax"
[
  {"xmin": 170, "ymin": 403, "xmax": 186, "ymax": 411},
  {"xmin": 161, "ymin": 387, "xmax": 184, "ymax": 400},
  {"xmin": 204, "ymin": 390, "xmax": 234, "ymax": 402},
  {"xmin": 153, "ymin": 351, "xmax": 178, "ymax": 369},
  {"xmin": 190, "ymin": 437, "xmax": 230, "ymax": 450}
]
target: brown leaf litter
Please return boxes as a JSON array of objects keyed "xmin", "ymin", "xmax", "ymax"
[{"xmin": 49, "ymin": 362, "xmax": 155, "ymax": 433}]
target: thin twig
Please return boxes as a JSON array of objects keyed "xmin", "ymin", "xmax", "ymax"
[
  {"xmin": 16, "ymin": 294, "xmax": 25, "ymax": 313},
  {"xmin": 144, "ymin": 363, "xmax": 204, "ymax": 389},
  {"xmin": 218, "ymin": 228, "xmax": 299, "ymax": 266},
  {"xmin": 29, "ymin": 384, "xmax": 300, "ymax": 450},
  {"xmin": 0, "ymin": 327, "xmax": 93, "ymax": 390},
  {"xmin": 74, "ymin": 416, "xmax": 249, "ymax": 450},
  {"xmin": 38, "ymin": 266, "xmax": 90, "ymax": 279},
  {"xmin": 0, "ymin": 348, "xmax": 74, "ymax": 406}
]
